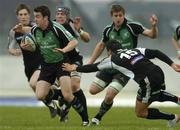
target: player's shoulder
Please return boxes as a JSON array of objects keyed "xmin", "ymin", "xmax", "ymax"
[
  {"xmin": 31, "ymin": 24, "xmax": 39, "ymax": 34},
  {"xmin": 126, "ymin": 18, "xmax": 143, "ymax": 27},
  {"xmin": 102, "ymin": 23, "xmax": 113, "ymax": 34},
  {"xmin": 176, "ymin": 25, "xmax": 180, "ymax": 30},
  {"xmin": 104, "ymin": 24, "xmax": 113, "ymax": 30},
  {"xmin": 175, "ymin": 26, "xmax": 180, "ymax": 33},
  {"xmin": 52, "ymin": 21, "xmax": 64, "ymax": 29}
]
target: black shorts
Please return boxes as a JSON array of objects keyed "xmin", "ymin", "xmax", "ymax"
[
  {"xmin": 96, "ymin": 69, "xmax": 130, "ymax": 87},
  {"xmin": 24, "ymin": 64, "xmax": 41, "ymax": 81},
  {"xmin": 69, "ymin": 55, "xmax": 83, "ymax": 65},
  {"xmin": 136, "ymin": 66, "xmax": 165, "ymax": 103},
  {"xmin": 69, "ymin": 55, "xmax": 83, "ymax": 77},
  {"xmin": 38, "ymin": 61, "xmax": 70, "ymax": 85}
]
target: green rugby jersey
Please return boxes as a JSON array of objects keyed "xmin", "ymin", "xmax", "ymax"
[
  {"xmin": 32, "ymin": 21, "xmax": 75, "ymax": 63},
  {"xmin": 102, "ymin": 18, "xmax": 146, "ymax": 49}
]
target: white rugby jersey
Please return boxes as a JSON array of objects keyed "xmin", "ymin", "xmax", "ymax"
[{"xmin": 76, "ymin": 48, "xmax": 173, "ymax": 83}]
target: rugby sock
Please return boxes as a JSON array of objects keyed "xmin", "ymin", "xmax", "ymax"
[
  {"xmin": 74, "ymin": 89, "xmax": 88, "ymax": 120},
  {"xmin": 157, "ymin": 91, "xmax": 178, "ymax": 104},
  {"xmin": 94, "ymin": 101, "xmax": 113, "ymax": 121},
  {"xmin": 43, "ymin": 89, "xmax": 63, "ymax": 104},
  {"xmin": 71, "ymin": 97, "xmax": 88, "ymax": 122},
  {"xmin": 147, "ymin": 108, "xmax": 175, "ymax": 120},
  {"xmin": 59, "ymin": 100, "xmax": 71, "ymax": 120},
  {"xmin": 51, "ymin": 88, "xmax": 63, "ymax": 100}
]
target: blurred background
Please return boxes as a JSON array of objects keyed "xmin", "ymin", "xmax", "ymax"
[{"xmin": 0, "ymin": 0, "xmax": 180, "ymax": 106}]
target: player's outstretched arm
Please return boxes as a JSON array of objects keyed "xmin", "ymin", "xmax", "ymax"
[
  {"xmin": 54, "ymin": 39, "xmax": 78, "ymax": 53},
  {"xmin": 8, "ymin": 30, "xmax": 22, "ymax": 56},
  {"xmin": 87, "ymin": 41, "xmax": 105, "ymax": 64},
  {"xmin": 13, "ymin": 23, "xmax": 31, "ymax": 33},
  {"xmin": 62, "ymin": 63, "xmax": 78, "ymax": 72},
  {"xmin": 145, "ymin": 49, "xmax": 173, "ymax": 66},
  {"xmin": 73, "ymin": 17, "xmax": 90, "ymax": 43},
  {"xmin": 143, "ymin": 14, "xmax": 158, "ymax": 38},
  {"xmin": 62, "ymin": 63, "xmax": 99, "ymax": 73}
]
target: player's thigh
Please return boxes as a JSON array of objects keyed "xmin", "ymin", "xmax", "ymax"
[
  {"xmin": 107, "ymin": 79, "xmax": 125, "ymax": 93},
  {"xmin": 89, "ymin": 75, "xmax": 109, "ymax": 95},
  {"xmin": 29, "ymin": 70, "xmax": 40, "ymax": 90},
  {"xmin": 89, "ymin": 71, "xmax": 111, "ymax": 94},
  {"xmin": 70, "ymin": 58, "xmax": 82, "ymax": 92},
  {"xmin": 71, "ymin": 75, "xmax": 81, "ymax": 92},
  {"xmin": 36, "ymin": 80, "xmax": 51, "ymax": 100},
  {"xmin": 59, "ymin": 76, "xmax": 74, "ymax": 102}
]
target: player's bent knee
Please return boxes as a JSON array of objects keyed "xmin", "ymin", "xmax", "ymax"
[
  {"xmin": 36, "ymin": 93, "xmax": 46, "ymax": 101},
  {"xmin": 71, "ymin": 84, "xmax": 80, "ymax": 92},
  {"xmin": 89, "ymin": 78, "xmax": 106, "ymax": 95},
  {"xmin": 105, "ymin": 95, "xmax": 114, "ymax": 103},
  {"xmin": 89, "ymin": 84, "xmax": 103, "ymax": 95},
  {"xmin": 89, "ymin": 88, "xmax": 97, "ymax": 95},
  {"xmin": 63, "ymin": 93, "xmax": 74, "ymax": 102}
]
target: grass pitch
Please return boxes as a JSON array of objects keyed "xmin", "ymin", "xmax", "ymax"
[{"xmin": 0, "ymin": 106, "xmax": 179, "ymax": 130}]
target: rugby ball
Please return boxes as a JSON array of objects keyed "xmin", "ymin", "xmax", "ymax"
[{"xmin": 23, "ymin": 33, "xmax": 36, "ymax": 51}]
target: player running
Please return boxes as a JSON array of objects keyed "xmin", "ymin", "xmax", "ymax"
[
  {"xmin": 55, "ymin": 6, "xmax": 90, "ymax": 124},
  {"xmin": 63, "ymin": 40, "xmax": 180, "ymax": 127},
  {"xmin": 8, "ymin": 4, "xmax": 59, "ymax": 118}
]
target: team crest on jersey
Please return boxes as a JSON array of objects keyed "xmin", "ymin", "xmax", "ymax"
[
  {"xmin": 110, "ymin": 35, "xmax": 115, "ymax": 39},
  {"xmin": 121, "ymin": 30, "xmax": 130, "ymax": 40}
]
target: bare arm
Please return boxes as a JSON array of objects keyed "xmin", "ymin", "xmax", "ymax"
[
  {"xmin": 79, "ymin": 30, "xmax": 90, "ymax": 43},
  {"xmin": 142, "ymin": 14, "xmax": 158, "ymax": 38},
  {"xmin": 87, "ymin": 41, "xmax": 105, "ymax": 64},
  {"xmin": 73, "ymin": 17, "xmax": 90, "ymax": 42},
  {"xmin": 54, "ymin": 39, "xmax": 78, "ymax": 53},
  {"xmin": 13, "ymin": 23, "xmax": 32, "ymax": 33},
  {"xmin": 8, "ymin": 29, "xmax": 22, "ymax": 56}
]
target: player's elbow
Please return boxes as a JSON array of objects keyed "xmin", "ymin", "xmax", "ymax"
[{"xmin": 73, "ymin": 39, "xmax": 78, "ymax": 46}]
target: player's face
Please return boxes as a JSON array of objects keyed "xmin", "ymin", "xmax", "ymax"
[
  {"xmin": 34, "ymin": 12, "xmax": 47, "ymax": 29},
  {"xmin": 55, "ymin": 11, "xmax": 67, "ymax": 24},
  {"xmin": 112, "ymin": 11, "xmax": 125, "ymax": 28},
  {"xmin": 17, "ymin": 9, "xmax": 30, "ymax": 25}
]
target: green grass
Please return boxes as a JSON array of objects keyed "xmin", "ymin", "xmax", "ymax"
[{"xmin": 0, "ymin": 106, "xmax": 179, "ymax": 130}]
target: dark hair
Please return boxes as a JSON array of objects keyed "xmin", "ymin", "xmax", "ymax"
[
  {"xmin": 106, "ymin": 40, "xmax": 122, "ymax": 52},
  {"xmin": 110, "ymin": 4, "xmax": 125, "ymax": 16},
  {"xmin": 56, "ymin": 6, "xmax": 70, "ymax": 18},
  {"xmin": 16, "ymin": 4, "xmax": 31, "ymax": 15},
  {"xmin": 34, "ymin": 5, "xmax": 50, "ymax": 20}
]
